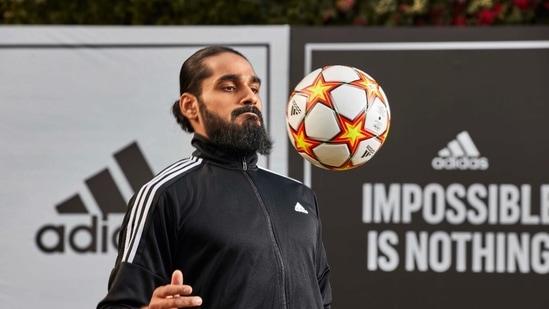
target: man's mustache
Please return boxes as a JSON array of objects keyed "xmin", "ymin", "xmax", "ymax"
[{"xmin": 231, "ymin": 106, "xmax": 263, "ymax": 121}]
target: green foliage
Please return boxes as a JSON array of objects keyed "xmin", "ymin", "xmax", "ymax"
[{"xmin": 1, "ymin": 0, "xmax": 548, "ymax": 25}]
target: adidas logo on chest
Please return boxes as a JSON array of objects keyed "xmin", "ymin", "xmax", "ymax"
[{"xmin": 294, "ymin": 202, "xmax": 309, "ymax": 214}]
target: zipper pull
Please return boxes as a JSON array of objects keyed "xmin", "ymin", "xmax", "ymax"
[{"xmin": 242, "ymin": 158, "xmax": 247, "ymax": 170}]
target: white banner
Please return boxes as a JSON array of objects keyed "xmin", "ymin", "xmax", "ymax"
[{"xmin": 0, "ymin": 26, "xmax": 289, "ymax": 308}]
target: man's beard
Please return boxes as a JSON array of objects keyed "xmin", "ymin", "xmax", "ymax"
[{"xmin": 198, "ymin": 99, "xmax": 273, "ymax": 157}]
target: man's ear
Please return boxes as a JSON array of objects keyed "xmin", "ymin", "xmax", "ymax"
[{"xmin": 179, "ymin": 93, "xmax": 199, "ymax": 120}]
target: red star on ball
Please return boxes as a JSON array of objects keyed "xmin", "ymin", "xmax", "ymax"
[
  {"xmin": 351, "ymin": 70, "xmax": 386, "ymax": 106},
  {"xmin": 300, "ymin": 73, "xmax": 340, "ymax": 111},
  {"xmin": 331, "ymin": 112, "xmax": 374, "ymax": 155},
  {"xmin": 289, "ymin": 123, "xmax": 320, "ymax": 160}
]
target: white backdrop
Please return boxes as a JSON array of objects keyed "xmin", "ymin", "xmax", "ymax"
[{"xmin": 0, "ymin": 26, "xmax": 289, "ymax": 308}]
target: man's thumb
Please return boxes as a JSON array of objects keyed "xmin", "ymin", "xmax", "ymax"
[{"xmin": 171, "ymin": 269, "xmax": 183, "ymax": 285}]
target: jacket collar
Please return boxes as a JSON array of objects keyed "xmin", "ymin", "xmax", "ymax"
[{"xmin": 191, "ymin": 134, "xmax": 258, "ymax": 170}]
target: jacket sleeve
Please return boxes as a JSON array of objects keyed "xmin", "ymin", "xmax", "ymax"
[
  {"xmin": 315, "ymin": 195, "xmax": 333, "ymax": 309},
  {"xmin": 96, "ymin": 192, "xmax": 177, "ymax": 308}
]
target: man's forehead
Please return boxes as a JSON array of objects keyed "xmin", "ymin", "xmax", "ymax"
[{"xmin": 205, "ymin": 53, "xmax": 256, "ymax": 73}]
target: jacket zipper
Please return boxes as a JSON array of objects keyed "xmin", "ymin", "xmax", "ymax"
[
  {"xmin": 241, "ymin": 158, "xmax": 247, "ymax": 171},
  {"xmin": 242, "ymin": 172, "xmax": 288, "ymax": 308}
]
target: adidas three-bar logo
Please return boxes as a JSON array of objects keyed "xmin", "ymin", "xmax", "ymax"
[
  {"xmin": 55, "ymin": 142, "xmax": 154, "ymax": 219},
  {"xmin": 431, "ymin": 131, "xmax": 489, "ymax": 170},
  {"xmin": 290, "ymin": 100, "xmax": 302, "ymax": 116},
  {"xmin": 294, "ymin": 202, "xmax": 309, "ymax": 214}
]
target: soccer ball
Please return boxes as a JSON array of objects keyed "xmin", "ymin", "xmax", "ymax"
[{"xmin": 286, "ymin": 65, "xmax": 391, "ymax": 171}]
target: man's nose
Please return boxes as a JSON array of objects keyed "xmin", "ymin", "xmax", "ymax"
[{"xmin": 241, "ymin": 87, "xmax": 259, "ymax": 105}]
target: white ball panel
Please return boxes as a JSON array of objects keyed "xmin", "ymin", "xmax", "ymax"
[
  {"xmin": 286, "ymin": 125, "xmax": 296, "ymax": 144},
  {"xmin": 286, "ymin": 93, "xmax": 307, "ymax": 131},
  {"xmin": 322, "ymin": 65, "xmax": 359, "ymax": 83},
  {"xmin": 364, "ymin": 97, "xmax": 389, "ymax": 135},
  {"xmin": 294, "ymin": 68, "xmax": 322, "ymax": 91},
  {"xmin": 297, "ymin": 151, "xmax": 326, "ymax": 170},
  {"xmin": 305, "ymin": 103, "xmax": 340, "ymax": 141},
  {"xmin": 330, "ymin": 84, "xmax": 367, "ymax": 120},
  {"xmin": 313, "ymin": 143, "xmax": 350, "ymax": 167},
  {"xmin": 351, "ymin": 138, "xmax": 382, "ymax": 166},
  {"xmin": 379, "ymin": 86, "xmax": 391, "ymax": 118}
]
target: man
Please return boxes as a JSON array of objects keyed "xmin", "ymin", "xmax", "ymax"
[{"xmin": 97, "ymin": 46, "xmax": 332, "ymax": 308}]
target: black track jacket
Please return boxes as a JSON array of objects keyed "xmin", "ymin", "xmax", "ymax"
[{"xmin": 97, "ymin": 135, "xmax": 332, "ymax": 308}]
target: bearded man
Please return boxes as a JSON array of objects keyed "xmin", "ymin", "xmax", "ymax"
[{"xmin": 97, "ymin": 46, "xmax": 332, "ymax": 309}]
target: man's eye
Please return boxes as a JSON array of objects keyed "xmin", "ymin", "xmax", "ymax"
[
  {"xmin": 223, "ymin": 85, "xmax": 236, "ymax": 91},
  {"xmin": 251, "ymin": 87, "xmax": 259, "ymax": 94}
]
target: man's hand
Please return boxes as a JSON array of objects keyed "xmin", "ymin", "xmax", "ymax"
[{"xmin": 142, "ymin": 270, "xmax": 203, "ymax": 309}]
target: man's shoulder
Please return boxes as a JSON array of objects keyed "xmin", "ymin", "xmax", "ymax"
[
  {"xmin": 139, "ymin": 156, "xmax": 204, "ymax": 193},
  {"xmin": 257, "ymin": 166, "xmax": 308, "ymax": 187},
  {"xmin": 156, "ymin": 156, "xmax": 204, "ymax": 176}
]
